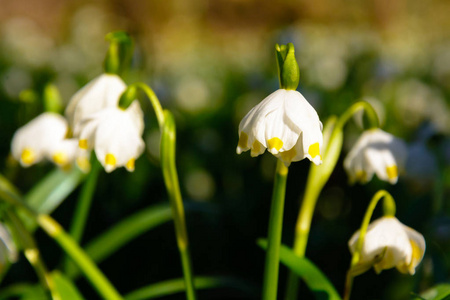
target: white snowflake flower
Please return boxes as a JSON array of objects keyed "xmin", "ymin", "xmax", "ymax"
[
  {"xmin": 236, "ymin": 89, "xmax": 323, "ymax": 166},
  {"xmin": 349, "ymin": 216, "xmax": 425, "ymax": 275},
  {"xmin": 78, "ymin": 101, "xmax": 145, "ymax": 173},
  {"xmin": 11, "ymin": 113, "xmax": 70, "ymax": 167},
  {"xmin": 344, "ymin": 129, "xmax": 408, "ymax": 184},
  {"xmin": 65, "ymin": 73, "xmax": 127, "ymax": 136}
]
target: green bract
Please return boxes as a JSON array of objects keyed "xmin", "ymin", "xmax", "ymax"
[{"xmin": 275, "ymin": 43, "xmax": 300, "ymax": 90}]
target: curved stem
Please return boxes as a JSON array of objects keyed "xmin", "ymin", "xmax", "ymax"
[
  {"xmin": 336, "ymin": 101, "xmax": 379, "ymax": 130},
  {"xmin": 160, "ymin": 110, "xmax": 197, "ymax": 300},
  {"xmin": 133, "ymin": 82, "xmax": 165, "ymax": 129},
  {"xmin": 343, "ymin": 190, "xmax": 396, "ymax": 300},
  {"xmin": 263, "ymin": 160, "xmax": 289, "ymax": 300}
]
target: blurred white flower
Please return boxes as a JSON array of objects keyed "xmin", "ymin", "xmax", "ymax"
[
  {"xmin": 48, "ymin": 139, "xmax": 84, "ymax": 170},
  {"xmin": 344, "ymin": 129, "xmax": 407, "ymax": 184},
  {"xmin": 236, "ymin": 89, "xmax": 323, "ymax": 166},
  {"xmin": 65, "ymin": 74, "xmax": 127, "ymax": 136},
  {"xmin": 78, "ymin": 102, "xmax": 145, "ymax": 173},
  {"xmin": 349, "ymin": 217, "xmax": 425, "ymax": 275},
  {"xmin": 11, "ymin": 113, "xmax": 77, "ymax": 168}
]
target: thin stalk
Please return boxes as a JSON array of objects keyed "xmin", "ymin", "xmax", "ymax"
[
  {"xmin": 160, "ymin": 110, "xmax": 196, "ymax": 300},
  {"xmin": 335, "ymin": 101, "xmax": 379, "ymax": 130},
  {"xmin": 37, "ymin": 214, "xmax": 123, "ymax": 300},
  {"xmin": 286, "ymin": 101, "xmax": 378, "ymax": 300},
  {"xmin": 0, "ymin": 176, "xmax": 123, "ymax": 300},
  {"xmin": 63, "ymin": 160, "xmax": 101, "ymax": 272},
  {"xmin": 134, "ymin": 82, "xmax": 165, "ymax": 128},
  {"xmin": 343, "ymin": 190, "xmax": 395, "ymax": 300},
  {"xmin": 262, "ymin": 159, "xmax": 288, "ymax": 300}
]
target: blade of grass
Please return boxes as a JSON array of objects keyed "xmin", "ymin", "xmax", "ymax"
[
  {"xmin": 124, "ymin": 276, "xmax": 252, "ymax": 300},
  {"xmin": 66, "ymin": 203, "xmax": 172, "ymax": 279},
  {"xmin": 25, "ymin": 167, "xmax": 85, "ymax": 214},
  {"xmin": 258, "ymin": 239, "xmax": 341, "ymax": 300},
  {"xmin": 51, "ymin": 271, "xmax": 85, "ymax": 300}
]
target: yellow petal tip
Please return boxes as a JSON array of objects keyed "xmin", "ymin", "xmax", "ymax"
[
  {"xmin": 126, "ymin": 158, "xmax": 135, "ymax": 171},
  {"xmin": 79, "ymin": 139, "xmax": 88, "ymax": 150},
  {"xmin": 386, "ymin": 165, "xmax": 398, "ymax": 180},
  {"xmin": 21, "ymin": 148, "xmax": 35, "ymax": 165},
  {"xmin": 308, "ymin": 142, "xmax": 320, "ymax": 159},
  {"xmin": 268, "ymin": 137, "xmax": 283, "ymax": 152}
]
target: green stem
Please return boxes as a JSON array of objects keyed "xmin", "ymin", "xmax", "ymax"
[
  {"xmin": 262, "ymin": 159, "xmax": 288, "ymax": 300},
  {"xmin": 343, "ymin": 190, "xmax": 396, "ymax": 300},
  {"xmin": 160, "ymin": 110, "xmax": 197, "ymax": 300},
  {"xmin": 38, "ymin": 214, "xmax": 123, "ymax": 300},
  {"xmin": 134, "ymin": 82, "xmax": 165, "ymax": 129},
  {"xmin": 335, "ymin": 101, "xmax": 379, "ymax": 130},
  {"xmin": 0, "ymin": 176, "xmax": 123, "ymax": 300},
  {"xmin": 66, "ymin": 203, "xmax": 172, "ymax": 280},
  {"xmin": 63, "ymin": 159, "xmax": 101, "ymax": 272},
  {"xmin": 286, "ymin": 101, "xmax": 378, "ymax": 300}
]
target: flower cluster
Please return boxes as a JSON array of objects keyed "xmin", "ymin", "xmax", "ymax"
[
  {"xmin": 66, "ymin": 74, "xmax": 145, "ymax": 173},
  {"xmin": 11, "ymin": 74, "xmax": 145, "ymax": 173}
]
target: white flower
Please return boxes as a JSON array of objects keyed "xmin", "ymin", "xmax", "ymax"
[
  {"xmin": 65, "ymin": 74, "xmax": 127, "ymax": 136},
  {"xmin": 343, "ymin": 129, "xmax": 408, "ymax": 184},
  {"xmin": 236, "ymin": 89, "xmax": 323, "ymax": 166},
  {"xmin": 11, "ymin": 113, "xmax": 75, "ymax": 168},
  {"xmin": 78, "ymin": 101, "xmax": 145, "ymax": 173},
  {"xmin": 48, "ymin": 138, "xmax": 86, "ymax": 170},
  {"xmin": 349, "ymin": 217, "xmax": 425, "ymax": 275}
]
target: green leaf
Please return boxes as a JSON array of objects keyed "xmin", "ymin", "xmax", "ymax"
[
  {"xmin": 419, "ymin": 284, "xmax": 450, "ymax": 300},
  {"xmin": 258, "ymin": 239, "xmax": 342, "ymax": 300},
  {"xmin": 51, "ymin": 270, "xmax": 85, "ymax": 300},
  {"xmin": 66, "ymin": 203, "xmax": 172, "ymax": 279},
  {"xmin": 19, "ymin": 285, "xmax": 47, "ymax": 300},
  {"xmin": 124, "ymin": 276, "xmax": 252, "ymax": 300},
  {"xmin": 25, "ymin": 168, "xmax": 85, "ymax": 214},
  {"xmin": 0, "ymin": 283, "xmax": 41, "ymax": 300}
]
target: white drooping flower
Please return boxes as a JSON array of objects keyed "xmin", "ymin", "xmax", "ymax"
[
  {"xmin": 236, "ymin": 89, "xmax": 323, "ymax": 166},
  {"xmin": 343, "ymin": 129, "xmax": 408, "ymax": 184},
  {"xmin": 349, "ymin": 216, "xmax": 425, "ymax": 275},
  {"xmin": 11, "ymin": 112, "xmax": 78, "ymax": 168},
  {"xmin": 77, "ymin": 101, "xmax": 145, "ymax": 173},
  {"xmin": 48, "ymin": 138, "xmax": 88, "ymax": 170},
  {"xmin": 65, "ymin": 73, "xmax": 127, "ymax": 136}
]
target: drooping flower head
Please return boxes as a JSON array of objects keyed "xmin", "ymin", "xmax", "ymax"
[
  {"xmin": 349, "ymin": 216, "xmax": 425, "ymax": 275},
  {"xmin": 11, "ymin": 112, "xmax": 78, "ymax": 168},
  {"xmin": 78, "ymin": 101, "xmax": 145, "ymax": 173},
  {"xmin": 65, "ymin": 74, "xmax": 127, "ymax": 137},
  {"xmin": 344, "ymin": 129, "xmax": 408, "ymax": 184},
  {"xmin": 237, "ymin": 89, "xmax": 323, "ymax": 166},
  {"xmin": 236, "ymin": 43, "xmax": 323, "ymax": 166}
]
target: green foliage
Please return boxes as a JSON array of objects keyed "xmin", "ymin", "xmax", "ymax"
[
  {"xmin": 258, "ymin": 239, "xmax": 342, "ymax": 300},
  {"xmin": 51, "ymin": 271, "xmax": 85, "ymax": 300},
  {"xmin": 415, "ymin": 284, "xmax": 450, "ymax": 300}
]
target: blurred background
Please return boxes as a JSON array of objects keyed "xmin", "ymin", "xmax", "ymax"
[{"xmin": 0, "ymin": 0, "xmax": 449, "ymax": 299}]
